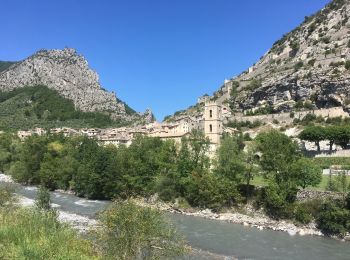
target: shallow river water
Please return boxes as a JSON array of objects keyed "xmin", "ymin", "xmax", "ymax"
[{"xmin": 1, "ymin": 180, "xmax": 350, "ymax": 260}]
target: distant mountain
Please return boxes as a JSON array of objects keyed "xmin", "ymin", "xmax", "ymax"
[
  {"xmin": 0, "ymin": 48, "xmax": 154, "ymax": 128},
  {"xmin": 167, "ymin": 0, "xmax": 350, "ymax": 120}
]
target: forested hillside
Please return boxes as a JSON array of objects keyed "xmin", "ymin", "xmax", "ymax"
[{"xmin": 0, "ymin": 86, "xmax": 129, "ymax": 130}]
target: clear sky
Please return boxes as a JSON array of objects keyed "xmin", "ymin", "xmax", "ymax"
[{"xmin": 0, "ymin": 0, "xmax": 331, "ymax": 120}]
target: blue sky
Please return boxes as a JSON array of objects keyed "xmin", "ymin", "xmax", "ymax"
[{"xmin": 1, "ymin": 0, "xmax": 330, "ymax": 120}]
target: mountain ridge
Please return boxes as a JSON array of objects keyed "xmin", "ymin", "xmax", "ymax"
[
  {"xmin": 0, "ymin": 48, "xmax": 153, "ymax": 124},
  {"xmin": 166, "ymin": 0, "xmax": 350, "ymax": 121}
]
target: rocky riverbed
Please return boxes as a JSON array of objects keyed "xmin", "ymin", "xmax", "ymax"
[
  {"xmin": 134, "ymin": 198, "xmax": 319, "ymax": 236},
  {"xmin": 133, "ymin": 197, "xmax": 350, "ymax": 241}
]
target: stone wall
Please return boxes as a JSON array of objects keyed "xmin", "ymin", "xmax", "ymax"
[
  {"xmin": 297, "ymin": 190, "xmax": 342, "ymax": 201},
  {"xmin": 227, "ymin": 107, "xmax": 349, "ymax": 124}
]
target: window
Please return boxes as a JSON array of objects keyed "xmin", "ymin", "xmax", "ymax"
[
  {"xmin": 209, "ymin": 110, "xmax": 213, "ymax": 118},
  {"xmin": 209, "ymin": 124, "xmax": 212, "ymax": 132}
]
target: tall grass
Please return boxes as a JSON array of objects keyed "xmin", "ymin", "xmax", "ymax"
[
  {"xmin": 0, "ymin": 207, "xmax": 100, "ymax": 259},
  {"xmin": 0, "ymin": 186, "xmax": 187, "ymax": 259}
]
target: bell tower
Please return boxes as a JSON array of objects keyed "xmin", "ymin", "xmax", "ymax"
[{"xmin": 204, "ymin": 101, "xmax": 222, "ymax": 145}]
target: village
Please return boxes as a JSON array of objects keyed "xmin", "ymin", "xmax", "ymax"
[{"xmin": 17, "ymin": 99, "xmax": 232, "ymax": 148}]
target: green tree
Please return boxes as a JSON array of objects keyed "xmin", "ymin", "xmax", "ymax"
[
  {"xmin": 256, "ymin": 130, "xmax": 300, "ymax": 184},
  {"xmin": 154, "ymin": 140, "xmax": 180, "ymax": 201},
  {"xmin": 215, "ymin": 134, "xmax": 246, "ymax": 183},
  {"xmin": 13, "ymin": 135, "xmax": 49, "ymax": 184},
  {"xmin": 325, "ymin": 126, "xmax": 339, "ymax": 153},
  {"xmin": 243, "ymin": 142, "xmax": 260, "ymax": 200},
  {"xmin": 299, "ymin": 126, "xmax": 326, "ymax": 152},
  {"xmin": 334, "ymin": 125, "xmax": 350, "ymax": 149},
  {"xmin": 185, "ymin": 171, "xmax": 240, "ymax": 211},
  {"xmin": 290, "ymin": 158, "xmax": 322, "ymax": 189},
  {"xmin": 8, "ymin": 161, "xmax": 29, "ymax": 184}
]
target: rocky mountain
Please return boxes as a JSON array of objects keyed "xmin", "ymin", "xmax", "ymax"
[
  {"xmin": 168, "ymin": 0, "xmax": 350, "ymax": 120},
  {"xmin": 0, "ymin": 48, "xmax": 153, "ymax": 124}
]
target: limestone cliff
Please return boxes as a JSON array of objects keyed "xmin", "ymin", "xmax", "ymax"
[
  {"xmin": 0, "ymin": 48, "xmax": 153, "ymax": 123},
  {"xmin": 168, "ymin": 0, "xmax": 350, "ymax": 120},
  {"xmin": 229, "ymin": 0, "xmax": 350, "ymax": 113}
]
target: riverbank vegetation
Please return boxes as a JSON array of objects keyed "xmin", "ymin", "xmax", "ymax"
[
  {"xmin": 0, "ymin": 186, "xmax": 99, "ymax": 259},
  {"xmin": 0, "ymin": 186, "xmax": 187, "ymax": 259},
  {"xmin": 0, "ymin": 130, "xmax": 349, "ymax": 237}
]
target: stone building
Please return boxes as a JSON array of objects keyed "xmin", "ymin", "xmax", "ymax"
[{"xmin": 204, "ymin": 101, "xmax": 223, "ymax": 145}]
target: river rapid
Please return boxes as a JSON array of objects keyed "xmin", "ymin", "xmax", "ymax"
[{"xmin": 1, "ymin": 174, "xmax": 350, "ymax": 260}]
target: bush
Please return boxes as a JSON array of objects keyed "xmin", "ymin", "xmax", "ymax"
[
  {"xmin": 261, "ymin": 183, "xmax": 297, "ymax": 219},
  {"xmin": 345, "ymin": 60, "xmax": 350, "ymax": 70},
  {"xmin": 243, "ymin": 133, "xmax": 252, "ymax": 141},
  {"xmin": 301, "ymin": 113, "xmax": 317, "ymax": 125},
  {"xmin": 294, "ymin": 61, "xmax": 304, "ymax": 71},
  {"xmin": 245, "ymin": 78, "xmax": 262, "ymax": 91},
  {"xmin": 226, "ymin": 119, "xmax": 262, "ymax": 129},
  {"xmin": 308, "ymin": 59, "xmax": 316, "ymax": 66},
  {"xmin": 98, "ymin": 201, "xmax": 187, "ymax": 259},
  {"xmin": 294, "ymin": 203, "xmax": 313, "ymax": 224},
  {"xmin": 35, "ymin": 186, "xmax": 51, "ymax": 211},
  {"xmin": 185, "ymin": 172, "xmax": 241, "ymax": 211},
  {"xmin": 316, "ymin": 200, "xmax": 350, "ymax": 237},
  {"xmin": 0, "ymin": 185, "xmax": 14, "ymax": 206},
  {"xmin": 346, "ymin": 193, "xmax": 350, "ymax": 210},
  {"xmin": 295, "ymin": 100, "xmax": 304, "ymax": 109}
]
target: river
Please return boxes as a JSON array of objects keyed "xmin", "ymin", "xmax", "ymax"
[{"xmin": 1, "ymin": 178, "xmax": 350, "ymax": 260}]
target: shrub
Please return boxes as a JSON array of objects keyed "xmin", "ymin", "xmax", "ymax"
[
  {"xmin": 35, "ymin": 186, "xmax": 51, "ymax": 211},
  {"xmin": 316, "ymin": 200, "xmax": 350, "ymax": 237},
  {"xmin": 295, "ymin": 203, "xmax": 313, "ymax": 224},
  {"xmin": 320, "ymin": 36, "xmax": 331, "ymax": 44},
  {"xmin": 295, "ymin": 100, "xmax": 304, "ymax": 109},
  {"xmin": 294, "ymin": 61, "xmax": 304, "ymax": 71},
  {"xmin": 245, "ymin": 78, "xmax": 262, "ymax": 91},
  {"xmin": 346, "ymin": 193, "xmax": 350, "ymax": 210},
  {"xmin": 98, "ymin": 201, "xmax": 187, "ymax": 259},
  {"xmin": 303, "ymin": 101, "xmax": 313, "ymax": 110},
  {"xmin": 308, "ymin": 59, "xmax": 316, "ymax": 66},
  {"xmin": 243, "ymin": 133, "xmax": 252, "ymax": 141},
  {"xmin": 261, "ymin": 183, "xmax": 297, "ymax": 219},
  {"xmin": 0, "ymin": 185, "xmax": 14, "ymax": 206},
  {"xmin": 345, "ymin": 60, "xmax": 350, "ymax": 70},
  {"xmin": 301, "ymin": 113, "xmax": 317, "ymax": 125},
  {"xmin": 289, "ymin": 41, "xmax": 300, "ymax": 57}
]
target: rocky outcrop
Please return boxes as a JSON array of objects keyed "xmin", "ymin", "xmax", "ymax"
[
  {"xmin": 228, "ymin": 0, "xmax": 350, "ymax": 113},
  {"xmin": 170, "ymin": 0, "xmax": 350, "ymax": 119},
  {"xmin": 0, "ymin": 48, "xmax": 151, "ymax": 123}
]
